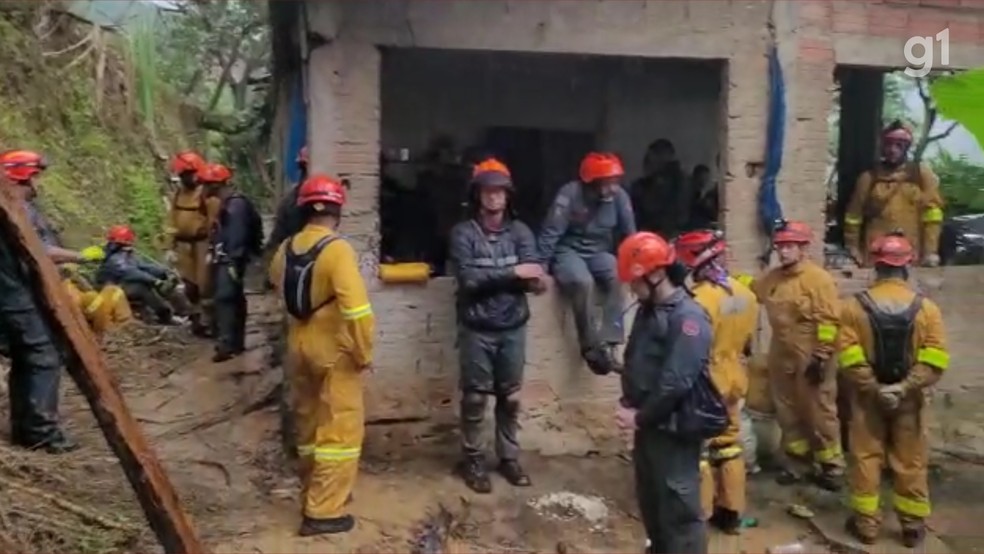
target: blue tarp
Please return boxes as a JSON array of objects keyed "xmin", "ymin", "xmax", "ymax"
[
  {"xmin": 759, "ymin": 46, "xmax": 786, "ymax": 238},
  {"xmin": 283, "ymin": 78, "xmax": 308, "ymax": 188}
]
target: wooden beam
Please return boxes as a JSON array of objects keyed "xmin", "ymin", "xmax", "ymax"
[{"xmin": 0, "ymin": 187, "xmax": 206, "ymax": 554}]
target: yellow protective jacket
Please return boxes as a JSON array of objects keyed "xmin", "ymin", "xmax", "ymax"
[
  {"xmin": 166, "ymin": 186, "xmax": 221, "ymax": 245},
  {"xmin": 692, "ymin": 276, "xmax": 759, "ymax": 447},
  {"xmin": 844, "ymin": 162, "xmax": 944, "ymax": 263},
  {"xmin": 751, "ymin": 260, "xmax": 840, "ymax": 365},
  {"xmin": 268, "ymin": 224, "xmax": 375, "ymax": 368},
  {"xmin": 836, "ymin": 278, "xmax": 948, "ymax": 395}
]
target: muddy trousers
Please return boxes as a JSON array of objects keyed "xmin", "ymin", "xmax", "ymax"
[
  {"xmin": 768, "ymin": 353, "xmax": 844, "ymax": 467},
  {"xmin": 174, "ymin": 238, "xmax": 211, "ymax": 325},
  {"xmin": 634, "ymin": 429, "xmax": 707, "ymax": 554},
  {"xmin": 0, "ymin": 306, "xmax": 65, "ymax": 447},
  {"xmin": 121, "ymin": 282, "xmax": 173, "ymax": 322},
  {"xmin": 847, "ymin": 391, "xmax": 930, "ymax": 537},
  {"xmin": 212, "ymin": 262, "xmax": 247, "ymax": 355},
  {"xmin": 288, "ymin": 350, "xmax": 364, "ymax": 520},
  {"xmin": 458, "ymin": 326, "xmax": 526, "ymax": 461},
  {"xmin": 551, "ymin": 251, "xmax": 624, "ymax": 352}
]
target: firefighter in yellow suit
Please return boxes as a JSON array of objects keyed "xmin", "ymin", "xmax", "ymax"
[
  {"xmin": 837, "ymin": 231, "xmax": 947, "ymax": 548},
  {"xmin": 61, "ymin": 263, "xmax": 132, "ymax": 335},
  {"xmin": 269, "ymin": 173, "xmax": 375, "ymax": 537},
  {"xmin": 675, "ymin": 230, "xmax": 758, "ymax": 534},
  {"xmin": 844, "ymin": 121, "xmax": 944, "ymax": 267},
  {"xmin": 164, "ymin": 150, "xmax": 221, "ymax": 337},
  {"xmin": 750, "ymin": 220, "xmax": 844, "ymax": 490}
]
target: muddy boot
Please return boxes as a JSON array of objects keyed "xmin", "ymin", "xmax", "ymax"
[
  {"xmin": 298, "ymin": 514, "xmax": 355, "ymax": 537},
  {"xmin": 212, "ymin": 347, "xmax": 244, "ymax": 363},
  {"xmin": 901, "ymin": 522, "xmax": 926, "ymax": 548},
  {"xmin": 845, "ymin": 515, "xmax": 878, "ymax": 545},
  {"xmin": 27, "ymin": 433, "xmax": 80, "ymax": 455},
  {"xmin": 775, "ymin": 468, "xmax": 800, "ymax": 486},
  {"xmin": 810, "ymin": 464, "xmax": 844, "ymax": 492},
  {"xmin": 709, "ymin": 508, "xmax": 741, "ymax": 535},
  {"xmin": 456, "ymin": 457, "xmax": 492, "ymax": 494},
  {"xmin": 582, "ymin": 346, "xmax": 616, "ymax": 376},
  {"xmin": 497, "ymin": 459, "xmax": 531, "ymax": 487},
  {"xmin": 190, "ymin": 314, "xmax": 212, "ymax": 338}
]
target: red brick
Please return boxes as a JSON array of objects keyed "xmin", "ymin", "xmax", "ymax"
[
  {"xmin": 921, "ymin": 0, "xmax": 961, "ymax": 7},
  {"xmin": 909, "ymin": 16, "xmax": 950, "ymax": 37},
  {"xmin": 947, "ymin": 20, "xmax": 979, "ymax": 43},
  {"xmin": 867, "ymin": 5, "xmax": 911, "ymax": 36},
  {"xmin": 798, "ymin": 38, "xmax": 836, "ymax": 64},
  {"xmin": 833, "ymin": 4, "xmax": 868, "ymax": 33},
  {"xmin": 800, "ymin": 0, "xmax": 831, "ymax": 27}
]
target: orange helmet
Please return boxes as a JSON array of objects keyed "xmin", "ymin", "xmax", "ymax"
[
  {"xmin": 675, "ymin": 229, "xmax": 726, "ymax": 269},
  {"xmin": 617, "ymin": 232, "xmax": 676, "ymax": 283},
  {"xmin": 579, "ymin": 152, "xmax": 625, "ymax": 184},
  {"xmin": 471, "ymin": 158, "xmax": 512, "ymax": 187},
  {"xmin": 106, "ymin": 224, "xmax": 136, "ymax": 246},
  {"xmin": 171, "ymin": 151, "xmax": 205, "ymax": 175},
  {"xmin": 296, "ymin": 146, "xmax": 309, "ymax": 166},
  {"xmin": 297, "ymin": 173, "xmax": 346, "ymax": 208},
  {"xmin": 1, "ymin": 149, "xmax": 47, "ymax": 182},
  {"xmin": 772, "ymin": 219, "xmax": 813, "ymax": 244},
  {"xmin": 197, "ymin": 163, "xmax": 233, "ymax": 184},
  {"xmin": 882, "ymin": 123, "xmax": 914, "ymax": 144},
  {"xmin": 869, "ymin": 231, "xmax": 914, "ymax": 267}
]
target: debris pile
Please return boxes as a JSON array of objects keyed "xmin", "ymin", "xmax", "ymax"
[{"xmin": 528, "ymin": 491, "xmax": 609, "ymax": 530}]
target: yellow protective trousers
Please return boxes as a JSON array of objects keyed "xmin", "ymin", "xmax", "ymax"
[
  {"xmin": 288, "ymin": 349, "xmax": 365, "ymax": 520},
  {"xmin": 173, "ymin": 238, "xmax": 211, "ymax": 319},
  {"xmin": 769, "ymin": 351, "xmax": 843, "ymax": 466},
  {"xmin": 82, "ymin": 286, "xmax": 132, "ymax": 335},
  {"xmin": 847, "ymin": 392, "xmax": 930, "ymax": 534}
]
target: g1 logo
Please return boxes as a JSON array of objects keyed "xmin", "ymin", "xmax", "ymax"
[{"xmin": 904, "ymin": 28, "xmax": 950, "ymax": 78}]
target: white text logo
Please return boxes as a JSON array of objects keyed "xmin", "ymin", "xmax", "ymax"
[{"xmin": 904, "ymin": 28, "xmax": 950, "ymax": 78}]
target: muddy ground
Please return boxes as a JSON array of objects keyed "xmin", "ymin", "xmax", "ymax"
[{"xmin": 3, "ymin": 294, "xmax": 984, "ymax": 554}]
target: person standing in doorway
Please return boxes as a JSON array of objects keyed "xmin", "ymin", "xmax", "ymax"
[
  {"xmin": 838, "ymin": 231, "xmax": 947, "ymax": 547},
  {"xmin": 449, "ymin": 158, "xmax": 547, "ymax": 493},
  {"xmin": 538, "ymin": 152, "xmax": 636, "ymax": 376},
  {"xmin": 630, "ymin": 139, "xmax": 689, "ymax": 238},
  {"xmin": 269, "ymin": 174, "xmax": 375, "ymax": 536},
  {"xmin": 749, "ymin": 220, "xmax": 845, "ymax": 490},
  {"xmin": 201, "ymin": 162, "xmax": 263, "ymax": 362}
]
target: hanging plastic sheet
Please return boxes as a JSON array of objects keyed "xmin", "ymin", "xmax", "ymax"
[{"xmin": 758, "ymin": 46, "xmax": 787, "ymax": 264}]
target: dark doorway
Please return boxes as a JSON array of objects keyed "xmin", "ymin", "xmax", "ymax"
[{"xmin": 485, "ymin": 127, "xmax": 596, "ymax": 233}]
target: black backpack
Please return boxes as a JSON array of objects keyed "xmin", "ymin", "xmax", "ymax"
[
  {"xmin": 282, "ymin": 234, "xmax": 342, "ymax": 320},
  {"xmin": 227, "ymin": 192, "xmax": 265, "ymax": 257}
]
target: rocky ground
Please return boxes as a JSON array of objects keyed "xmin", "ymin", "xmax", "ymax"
[{"xmin": 2, "ymin": 292, "xmax": 984, "ymax": 554}]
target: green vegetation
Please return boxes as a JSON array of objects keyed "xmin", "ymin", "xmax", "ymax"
[{"xmin": 0, "ymin": 5, "xmax": 186, "ymax": 253}]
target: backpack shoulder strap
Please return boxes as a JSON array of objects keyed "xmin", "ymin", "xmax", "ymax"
[{"xmin": 906, "ymin": 161, "xmax": 924, "ymax": 189}]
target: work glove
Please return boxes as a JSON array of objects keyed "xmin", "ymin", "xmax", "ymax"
[
  {"xmin": 805, "ymin": 355, "xmax": 826, "ymax": 386},
  {"xmin": 227, "ymin": 266, "xmax": 239, "ymax": 282},
  {"xmin": 164, "ymin": 250, "xmax": 178, "ymax": 265},
  {"xmin": 877, "ymin": 383, "xmax": 905, "ymax": 411},
  {"xmin": 153, "ymin": 278, "xmax": 171, "ymax": 294},
  {"xmin": 922, "ymin": 253, "xmax": 940, "ymax": 268},
  {"xmin": 80, "ymin": 245, "xmax": 106, "ymax": 263}
]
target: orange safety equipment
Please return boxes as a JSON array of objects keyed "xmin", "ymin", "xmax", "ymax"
[
  {"xmin": 171, "ymin": 151, "xmax": 206, "ymax": 175},
  {"xmin": 297, "ymin": 174, "xmax": 347, "ymax": 208},
  {"xmin": 579, "ymin": 152, "xmax": 625, "ymax": 184},
  {"xmin": 197, "ymin": 163, "xmax": 233, "ymax": 184},
  {"xmin": 772, "ymin": 219, "xmax": 813, "ymax": 244},
  {"xmin": 869, "ymin": 232, "xmax": 914, "ymax": 267},
  {"xmin": 471, "ymin": 158, "xmax": 512, "ymax": 187},
  {"xmin": 675, "ymin": 229, "xmax": 726, "ymax": 269},
  {"xmin": 616, "ymin": 231, "xmax": 675, "ymax": 283},
  {"xmin": 297, "ymin": 146, "xmax": 310, "ymax": 166},
  {"xmin": 882, "ymin": 124, "xmax": 914, "ymax": 144},
  {"xmin": 106, "ymin": 225, "xmax": 136, "ymax": 246},
  {"xmin": 1, "ymin": 149, "xmax": 47, "ymax": 182}
]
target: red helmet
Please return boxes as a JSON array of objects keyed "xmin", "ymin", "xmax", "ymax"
[
  {"xmin": 1, "ymin": 149, "xmax": 47, "ymax": 182},
  {"xmin": 869, "ymin": 231, "xmax": 914, "ymax": 267},
  {"xmin": 297, "ymin": 173, "xmax": 346, "ymax": 208},
  {"xmin": 772, "ymin": 220, "xmax": 813, "ymax": 244},
  {"xmin": 675, "ymin": 229, "xmax": 726, "ymax": 269},
  {"xmin": 106, "ymin": 224, "xmax": 136, "ymax": 246},
  {"xmin": 171, "ymin": 151, "xmax": 205, "ymax": 175},
  {"xmin": 197, "ymin": 163, "xmax": 232, "ymax": 184},
  {"xmin": 617, "ymin": 232, "xmax": 676, "ymax": 283},
  {"xmin": 579, "ymin": 152, "xmax": 625, "ymax": 184},
  {"xmin": 882, "ymin": 123, "xmax": 914, "ymax": 144},
  {"xmin": 472, "ymin": 158, "xmax": 512, "ymax": 187},
  {"xmin": 296, "ymin": 146, "xmax": 309, "ymax": 166}
]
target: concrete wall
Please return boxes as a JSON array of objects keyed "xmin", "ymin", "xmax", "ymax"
[
  {"xmin": 300, "ymin": 0, "xmax": 984, "ymax": 456},
  {"xmin": 381, "ymin": 49, "xmax": 723, "ymax": 184}
]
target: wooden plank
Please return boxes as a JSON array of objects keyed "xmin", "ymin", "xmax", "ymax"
[{"xmin": 0, "ymin": 187, "xmax": 205, "ymax": 554}]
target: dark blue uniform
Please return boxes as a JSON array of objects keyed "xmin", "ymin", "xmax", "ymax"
[
  {"xmin": 537, "ymin": 181, "xmax": 635, "ymax": 356},
  {"xmin": 97, "ymin": 245, "xmax": 174, "ymax": 322},
  {"xmin": 622, "ymin": 289, "xmax": 713, "ymax": 554},
  {"xmin": 210, "ymin": 193, "xmax": 258, "ymax": 359}
]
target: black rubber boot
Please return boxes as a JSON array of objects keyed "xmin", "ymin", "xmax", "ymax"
[
  {"xmin": 19, "ymin": 432, "xmax": 80, "ymax": 455},
  {"xmin": 582, "ymin": 346, "xmax": 616, "ymax": 376},
  {"xmin": 710, "ymin": 508, "xmax": 741, "ymax": 535},
  {"xmin": 901, "ymin": 525, "xmax": 925, "ymax": 548},
  {"xmin": 457, "ymin": 457, "xmax": 492, "ymax": 494},
  {"xmin": 498, "ymin": 459, "xmax": 532, "ymax": 487},
  {"xmin": 810, "ymin": 464, "xmax": 844, "ymax": 492},
  {"xmin": 298, "ymin": 514, "xmax": 355, "ymax": 537},
  {"xmin": 212, "ymin": 347, "xmax": 244, "ymax": 363},
  {"xmin": 845, "ymin": 516, "xmax": 878, "ymax": 545}
]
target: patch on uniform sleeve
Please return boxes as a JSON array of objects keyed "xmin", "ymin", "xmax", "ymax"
[{"xmin": 682, "ymin": 319, "xmax": 700, "ymax": 337}]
